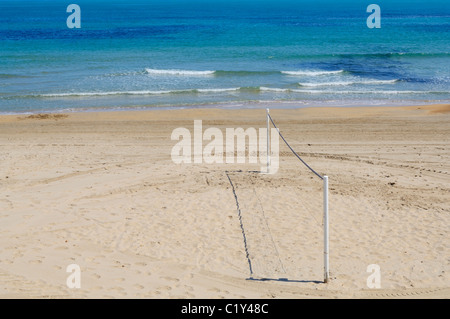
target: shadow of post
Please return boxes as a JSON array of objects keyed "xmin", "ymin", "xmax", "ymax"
[
  {"xmin": 246, "ymin": 277, "xmax": 324, "ymax": 284},
  {"xmin": 225, "ymin": 170, "xmax": 324, "ymax": 285},
  {"xmin": 225, "ymin": 171, "xmax": 254, "ymax": 276}
]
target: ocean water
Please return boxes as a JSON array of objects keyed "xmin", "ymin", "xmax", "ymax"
[{"xmin": 0, "ymin": 0, "xmax": 449, "ymax": 113}]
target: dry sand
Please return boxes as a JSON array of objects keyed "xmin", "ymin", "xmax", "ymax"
[{"xmin": 0, "ymin": 104, "xmax": 449, "ymax": 298}]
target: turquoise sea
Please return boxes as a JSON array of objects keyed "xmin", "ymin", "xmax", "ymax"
[{"xmin": 0, "ymin": 0, "xmax": 449, "ymax": 113}]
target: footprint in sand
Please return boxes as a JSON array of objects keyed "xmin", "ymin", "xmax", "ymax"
[
  {"xmin": 133, "ymin": 284, "xmax": 145, "ymax": 290},
  {"xmin": 185, "ymin": 292, "xmax": 195, "ymax": 298},
  {"xmin": 208, "ymin": 287, "xmax": 221, "ymax": 293},
  {"xmin": 13, "ymin": 251, "xmax": 24, "ymax": 258},
  {"xmin": 184, "ymin": 285, "xmax": 194, "ymax": 292},
  {"xmin": 108, "ymin": 287, "xmax": 127, "ymax": 296},
  {"xmin": 161, "ymin": 276, "xmax": 180, "ymax": 283}
]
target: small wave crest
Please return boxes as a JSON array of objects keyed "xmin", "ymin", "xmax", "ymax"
[
  {"xmin": 281, "ymin": 70, "xmax": 345, "ymax": 76},
  {"xmin": 22, "ymin": 87, "xmax": 448, "ymax": 99},
  {"xmin": 260, "ymin": 87, "xmax": 446, "ymax": 95},
  {"xmin": 145, "ymin": 68, "xmax": 215, "ymax": 76},
  {"xmin": 144, "ymin": 68, "xmax": 348, "ymax": 77},
  {"xmin": 298, "ymin": 79, "xmax": 399, "ymax": 87},
  {"xmin": 297, "ymin": 89, "xmax": 447, "ymax": 95},
  {"xmin": 38, "ymin": 88, "xmax": 241, "ymax": 98}
]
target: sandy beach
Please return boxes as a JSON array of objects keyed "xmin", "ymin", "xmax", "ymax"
[{"xmin": 0, "ymin": 104, "xmax": 449, "ymax": 299}]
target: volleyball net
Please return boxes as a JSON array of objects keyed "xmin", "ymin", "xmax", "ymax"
[{"xmin": 265, "ymin": 108, "xmax": 330, "ymax": 283}]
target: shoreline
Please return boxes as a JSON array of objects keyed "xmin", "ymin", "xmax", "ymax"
[
  {"xmin": 1, "ymin": 99, "xmax": 449, "ymax": 117},
  {"xmin": 1, "ymin": 103, "xmax": 449, "ymax": 123}
]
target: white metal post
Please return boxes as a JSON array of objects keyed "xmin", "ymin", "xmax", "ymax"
[
  {"xmin": 266, "ymin": 108, "xmax": 270, "ymax": 174},
  {"xmin": 323, "ymin": 175, "xmax": 329, "ymax": 283}
]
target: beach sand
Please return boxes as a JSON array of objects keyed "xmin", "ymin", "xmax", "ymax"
[{"xmin": 0, "ymin": 104, "xmax": 449, "ymax": 298}]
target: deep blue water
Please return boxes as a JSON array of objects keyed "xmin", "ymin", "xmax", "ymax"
[{"xmin": 0, "ymin": 0, "xmax": 449, "ymax": 113}]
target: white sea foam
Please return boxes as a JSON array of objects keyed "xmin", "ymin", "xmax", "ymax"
[
  {"xmin": 145, "ymin": 68, "xmax": 215, "ymax": 76},
  {"xmin": 40, "ymin": 90, "xmax": 175, "ymax": 97},
  {"xmin": 297, "ymin": 89, "xmax": 443, "ymax": 94},
  {"xmin": 260, "ymin": 87, "xmax": 289, "ymax": 92},
  {"xmin": 36, "ymin": 87, "xmax": 446, "ymax": 98},
  {"xmin": 260, "ymin": 87, "xmax": 444, "ymax": 95},
  {"xmin": 39, "ymin": 88, "xmax": 240, "ymax": 97},
  {"xmin": 298, "ymin": 79, "xmax": 399, "ymax": 87},
  {"xmin": 281, "ymin": 70, "xmax": 345, "ymax": 76},
  {"xmin": 196, "ymin": 88, "xmax": 240, "ymax": 93}
]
